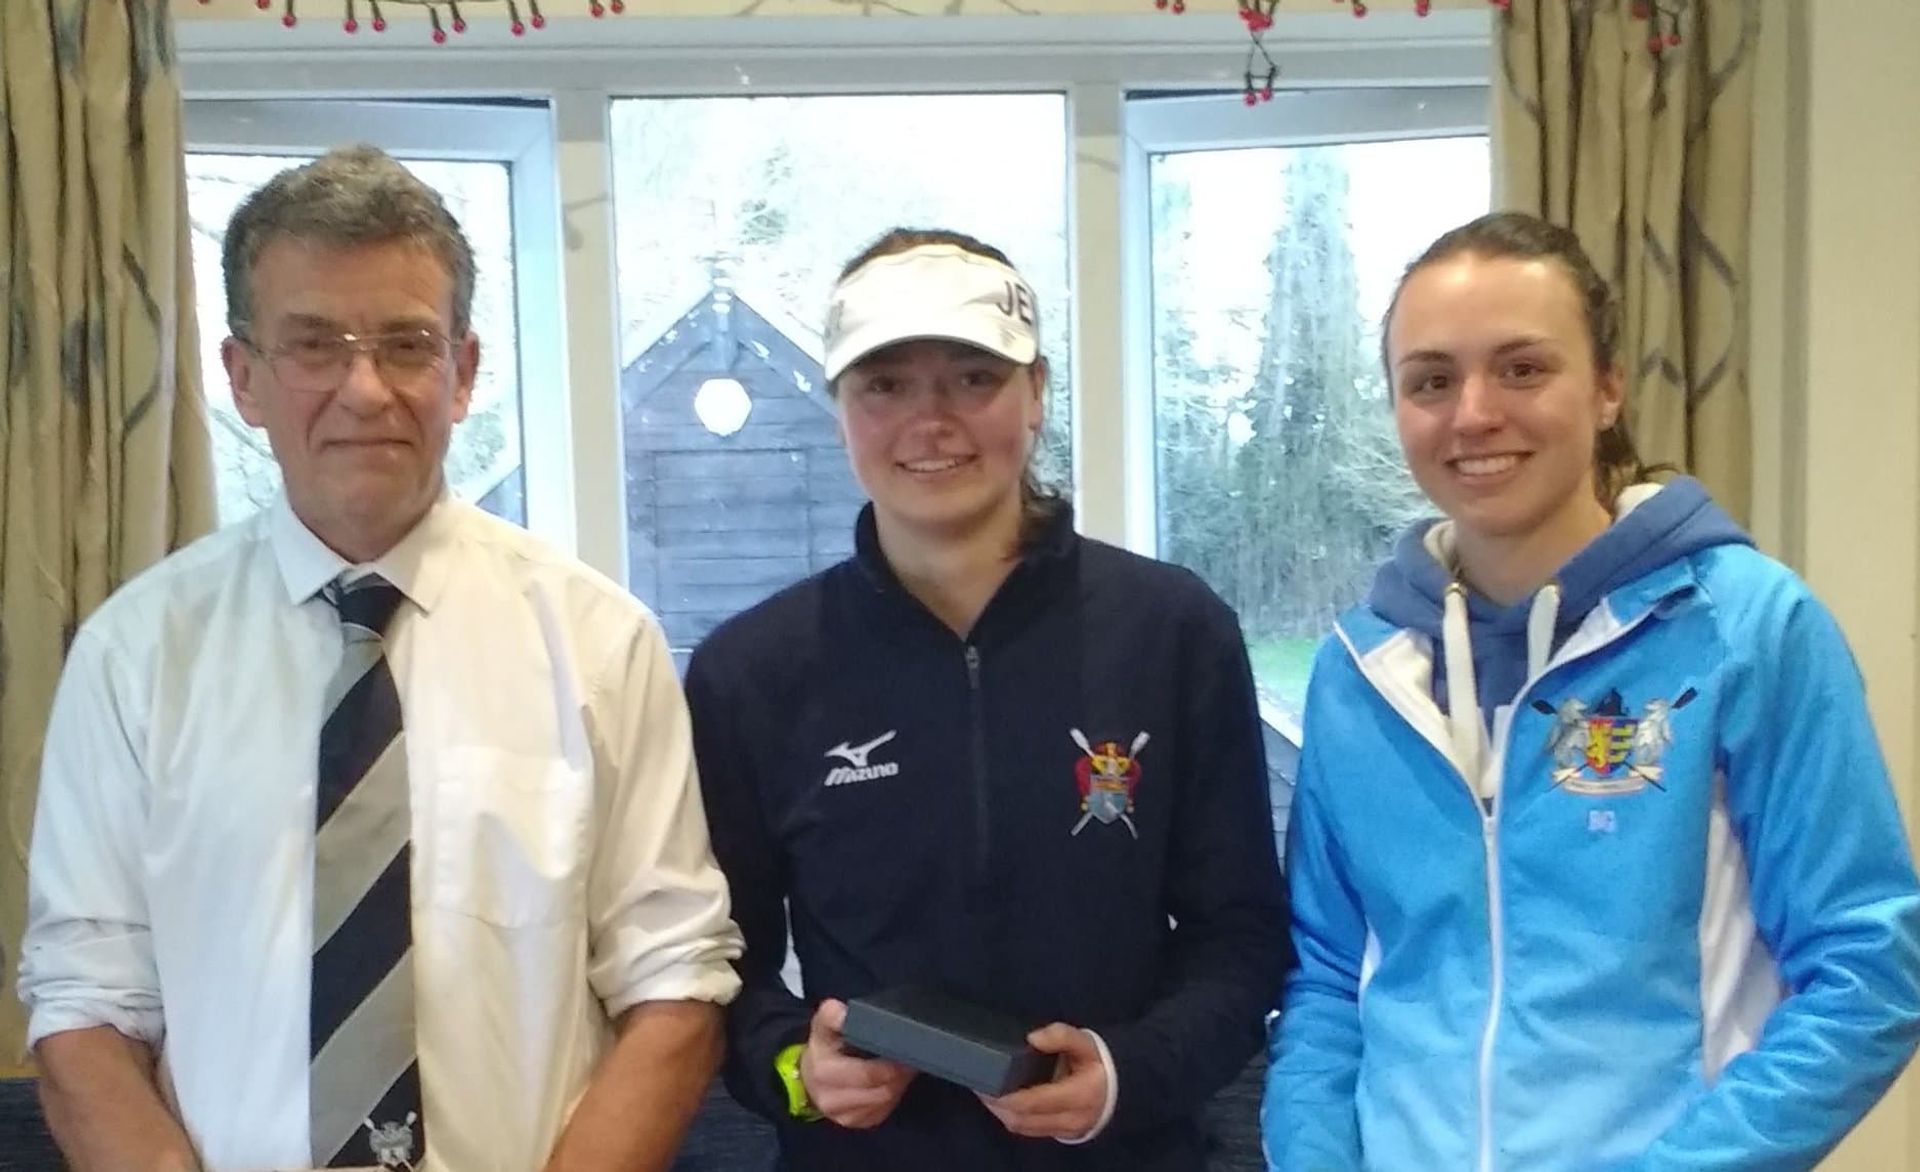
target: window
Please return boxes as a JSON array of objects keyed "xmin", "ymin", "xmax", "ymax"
[
  {"xmin": 183, "ymin": 101, "xmax": 556, "ymax": 529},
  {"xmin": 171, "ymin": 20, "xmax": 1496, "ymax": 672},
  {"xmin": 171, "ymin": 25, "xmax": 1499, "ymax": 865},
  {"xmin": 1127, "ymin": 88, "xmax": 1491, "ymax": 732},
  {"xmin": 608, "ymin": 93, "xmax": 1071, "ymax": 656}
]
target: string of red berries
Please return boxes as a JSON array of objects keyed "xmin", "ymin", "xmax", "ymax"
[
  {"xmin": 1235, "ymin": 0, "xmax": 1277, "ymax": 104},
  {"xmin": 1631, "ymin": 0, "xmax": 1687, "ymax": 54},
  {"xmin": 208, "ymin": 0, "xmax": 623, "ymax": 40},
  {"xmin": 1157, "ymin": 0, "xmax": 1685, "ymax": 106}
]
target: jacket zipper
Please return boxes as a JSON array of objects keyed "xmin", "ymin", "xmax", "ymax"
[
  {"xmin": 1475, "ymin": 804, "xmax": 1502, "ymax": 1172},
  {"xmin": 1339, "ymin": 601, "xmax": 1666, "ymax": 1172},
  {"xmin": 965, "ymin": 643, "xmax": 989, "ymax": 880}
]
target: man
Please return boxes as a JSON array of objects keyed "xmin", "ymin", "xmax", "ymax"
[{"xmin": 17, "ymin": 145, "xmax": 742, "ymax": 1172}]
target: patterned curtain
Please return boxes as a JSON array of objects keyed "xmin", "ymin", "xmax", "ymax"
[
  {"xmin": 1495, "ymin": 0, "xmax": 1760, "ymax": 523},
  {"xmin": 0, "ymin": 0, "xmax": 216, "ymax": 1065}
]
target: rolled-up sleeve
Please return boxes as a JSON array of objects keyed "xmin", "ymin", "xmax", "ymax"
[
  {"xmin": 583, "ymin": 614, "xmax": 743, "ymax": 1016},
  {"xmin": 18, "ymin": 626, "xmax": 166, "ymax": 1049}
]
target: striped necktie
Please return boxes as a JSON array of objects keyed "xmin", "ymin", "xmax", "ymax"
[{"xmin": 311, "ymin": 575, "xmax": 426, "ymax": 1169}]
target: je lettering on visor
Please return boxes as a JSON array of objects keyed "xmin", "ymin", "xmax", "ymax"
[{"xmin": 823, "ymin": 244, "xmax": 1039, "ymax": 381}]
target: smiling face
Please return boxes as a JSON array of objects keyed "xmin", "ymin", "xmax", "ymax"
[
  {"xmin": 222, "ymin": 236, "xmax": 477, "ymax": 561},
  {"xmin": 835, "ymin": 339, "xmax": 1045, "ymax": 551},
  {"xmin": 1387, "ymin": 251, "xmax": 1622, "ymax": 554}
]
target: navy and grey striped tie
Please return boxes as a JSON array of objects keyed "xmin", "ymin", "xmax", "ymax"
[{"xmin": 311, "ymin": 575, "xmax": 425, "ymax": 1169}]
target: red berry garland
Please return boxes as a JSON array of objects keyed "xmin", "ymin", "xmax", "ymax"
[
  {"xmin": 259, "ymin": 0, "xmax": 611, "ymax": 40},
  {"xmin": 1165, "ymin": 1, "xmax": 1687, "ymax": 106}
]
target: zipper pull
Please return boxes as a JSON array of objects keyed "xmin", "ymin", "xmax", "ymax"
[{"xmin": 964, "ymin": 644, "xmax": 981, "ymax": 688}]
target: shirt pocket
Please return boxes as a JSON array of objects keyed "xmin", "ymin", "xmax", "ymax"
[{"xmin": 429, "ymin": 747, "xmax": 591, "ymax": 928}]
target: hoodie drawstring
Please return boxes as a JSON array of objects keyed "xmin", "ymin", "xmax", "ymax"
[
  {"xmin": 1442, "ymin": 579, "xmax": 1562, "ymax": 802},
  {"xmin": 1527, "ymin": 582, "xmax": 1561, "ymax": 680},
  {"xmin": 1441, "ymin": 582, "xmax": 1484, "ymax": 792}
]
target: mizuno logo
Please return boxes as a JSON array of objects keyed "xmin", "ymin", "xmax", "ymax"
[
  {"xmin": 825, "ymin": 731, "xmax": 896, "ymax": 769},
  {"xmin": 823, "ymin": 730, "xmax": 900, "ymax": 787}
]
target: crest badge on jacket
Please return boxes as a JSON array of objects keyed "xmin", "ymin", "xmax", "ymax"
[
  {"xmin": 1070, "ymin": 729, "xmax": 1149, "ymax": 838},
  {"xmin": 1533, "ymin": 686, "xmax": 1697, "ymax": 796}
]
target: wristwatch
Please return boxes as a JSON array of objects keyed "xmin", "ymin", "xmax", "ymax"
[{"xmin": 774, "ymin": 1042, "xmax": 824, "ymax": 1121}]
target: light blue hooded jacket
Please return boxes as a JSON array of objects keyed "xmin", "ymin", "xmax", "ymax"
[{"xmin": 1263, "ymin": 478, "xmax": 1920, "ymax": 1171}]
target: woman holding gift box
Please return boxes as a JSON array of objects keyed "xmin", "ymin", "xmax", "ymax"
[{"xmin": 684, "ymin": 227, "xmax": 1289, "ymax": 1171}]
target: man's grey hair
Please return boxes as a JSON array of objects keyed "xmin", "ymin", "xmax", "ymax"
[{"xmin": 222, "ymin": 143, "xmax": 476, "ymax": 338}]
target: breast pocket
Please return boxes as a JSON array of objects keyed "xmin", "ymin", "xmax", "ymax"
[{"xmin": 429, "ymin": 747, "xmax": 590, "ymax": 927}]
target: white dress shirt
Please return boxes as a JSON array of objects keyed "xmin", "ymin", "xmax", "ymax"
[{"xmin": 18, "ymin": 495, "xmax": 743, "ymax": 1172}]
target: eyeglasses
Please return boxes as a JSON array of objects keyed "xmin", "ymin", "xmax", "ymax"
[{"xmin": 244, "ymin": 328, "xmax": 452, "ymax": 393}]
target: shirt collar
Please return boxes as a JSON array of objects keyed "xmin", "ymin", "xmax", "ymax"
[{"xmin": 269, "ymin": 492, "xmax": 459, "ymax": 614}]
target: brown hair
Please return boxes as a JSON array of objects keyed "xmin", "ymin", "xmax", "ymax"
[
  {"xmin": 833, "ymin": 226, "xmax": 1067, "ymax": 549},
  {"xmin": 1381, "ymin": 211, "xmax": 1661, "ymax": 508},
  {"xmin": 224, "ymin": 144, "xmax": 476, "ymax": 339}
]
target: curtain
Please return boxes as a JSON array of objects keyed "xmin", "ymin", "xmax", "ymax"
[
  {"xmin": 1495, "ymin": 0, "xmax": 1760, "ymax": 522},
  {"xmin": 0, "ymin": 0, "xmax": 216, "ymax": 1065}
]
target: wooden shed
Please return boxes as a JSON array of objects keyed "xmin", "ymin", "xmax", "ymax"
[{"xmin": 621, "ymin": 277, "xmax": 865, "ymax": 656}]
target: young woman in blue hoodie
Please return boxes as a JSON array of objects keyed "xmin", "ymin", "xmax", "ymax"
[{"xmin": 1263, "ymin": 211, "xmax": 1920, "ymax": 1171}]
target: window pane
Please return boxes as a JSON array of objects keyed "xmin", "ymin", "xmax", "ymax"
[
  {"xmin": 186, "ymin": 153, "xmax": 525, "ymax": 526},
  {"xmin": 1150, "ymin": 135, "xmax": 1490, "ymax": 724},
  {"xmin": 609, "ymin": 94, "xmax": 1070, "ymax": 657}
]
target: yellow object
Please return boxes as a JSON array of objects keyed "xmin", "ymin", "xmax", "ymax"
[{"xmin": 775, "ymin": 1043, "xmax": 823, "ymax": 1121}]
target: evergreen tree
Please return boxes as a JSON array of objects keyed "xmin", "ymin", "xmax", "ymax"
[{"xmin": 1230, "ymin": 149, "xmax": 1425, "ymax": 640}]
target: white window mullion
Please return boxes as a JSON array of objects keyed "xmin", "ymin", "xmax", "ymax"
[
  {"xmin": 1067, "ymin": 80, "xmax": 1129, "ymax": 549},
  {"xmin": 511, "ymin": 104, "xmax": 576, "ymax": 557},
  {"xmin": 551, "ymin": 88, "xmax": 626, "ymax": 583},
  {"xmin": 1118, "ymin": 88, "xmax": 1161, "ymax": 558}
]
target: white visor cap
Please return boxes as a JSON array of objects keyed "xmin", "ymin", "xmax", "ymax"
[{"xmin": 823, "ymin": 243, "xmax": 1040, "ymax": 382}]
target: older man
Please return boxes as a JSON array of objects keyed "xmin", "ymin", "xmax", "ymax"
[{"xmin": 18, "ymin": 145, "xmax": 742, "ymax": 1172}]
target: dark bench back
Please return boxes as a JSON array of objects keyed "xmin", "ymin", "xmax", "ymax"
[{"xmin": 0, "ymin": 1078, "xmax": 64, "ymax": 1172}]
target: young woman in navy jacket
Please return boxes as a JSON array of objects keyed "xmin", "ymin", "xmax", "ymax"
[{"xmin": 684, "ymin": 227, "xmax": 1289, "ymax": 1171}]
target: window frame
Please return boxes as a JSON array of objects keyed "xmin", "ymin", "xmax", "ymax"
[
  {"xmin": 178, "ymin": 10, "xmax": 1493, "ymax": 577},
  {"xmin": 1119, "ymin": 84, "xmax": 1491, "ymax": 555},
  {"xmin": 183, "ymin": 98, "xmax": 571, "ymax": 543},
  {"xmin": 1120, "ymin": 84, "xmax": 1490, "ymax": 741},
  {"xmin": 178, "ymin": 14, "xmax": 1493, "ymax": 759}
]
